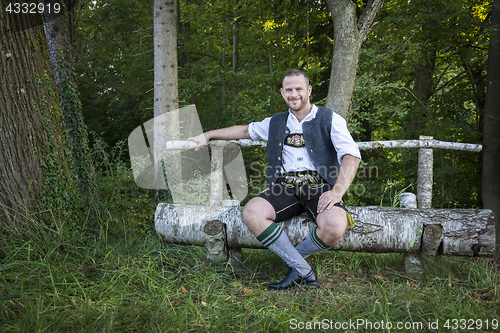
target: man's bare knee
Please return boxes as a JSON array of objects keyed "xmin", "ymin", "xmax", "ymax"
[
  {"xmin": 316, "ymin": 207, "xmax": 347, "ymax": 246},
  {"xmin": 242, "ymin": 197, "xmax": 275, "ymax": 235}
]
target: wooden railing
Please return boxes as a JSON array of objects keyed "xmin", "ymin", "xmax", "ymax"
[{"xmin": 165, "ymin": 135, "xmax": 482, "ymax": 208}]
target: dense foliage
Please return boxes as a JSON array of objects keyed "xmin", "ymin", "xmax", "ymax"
[
  {"xmin": 351, "ymin": 0, "xmax": 491, "ymax": 208},
  {"xmin": 75, "ymin": 0, "xmax": 492, "ymax": 208}
]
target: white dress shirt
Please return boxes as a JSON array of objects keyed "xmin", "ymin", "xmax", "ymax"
[{"xmin": 248, "ymin": 105, "xmax": 361, "ymax": 173}]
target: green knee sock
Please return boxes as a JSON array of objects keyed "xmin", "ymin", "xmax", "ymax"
[
  {"xmin": 295, "ymin": 226, "xmax": 333, "ymax": 258},
  {"xmin": 257, "ymin": 222, "xmax": 312, "ymax": 276}
]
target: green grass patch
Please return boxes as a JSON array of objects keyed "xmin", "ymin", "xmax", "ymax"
[
  {"xmin": 1, "ymin": 163, "xmax": 499, "ymax": 332},
  {"xmin": 1, "ymin": 227, "xmax": 499, "ymax": 332}
]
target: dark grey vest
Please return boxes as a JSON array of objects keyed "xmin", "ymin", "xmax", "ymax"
[{"xmin": 266, "ymin": 106, "xmax": 340, "ymax": 188}]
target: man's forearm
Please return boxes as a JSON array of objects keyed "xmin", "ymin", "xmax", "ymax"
[
  {"xmin": 317, "ymin": 154, "xmax": 360, "ymax": 213},
  {"xmin": 189, "ymin": 125, "xmax": 250, "ymax": 150},
  {"xmin": 205, "ymin": 125, "xmax": 250, "ymax": 141},
  {"xmin": 332, "ymin": 154, "xmax": 361, "ymax": 199}
]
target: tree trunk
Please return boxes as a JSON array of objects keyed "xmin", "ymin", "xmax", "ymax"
[
  {"xmin": 325, "ymin": 0, "xmax": 359, "ymax": 120},
  {"xmin": 232, "ymin": 0, "xmax": 239, "ymax": 118},
  {"xmin": 483, "ymin": 0, "xmax": 500, "ymax": 260},
  {"xmin": 357, "ymin": 0, "xmax": 384, "ymax": 48},
  {"xmin": 325, "ymin": 0, "xmax": 383, "ymax": 120},
  {"xmin": 408, "ymin": 22, "xmax": 437, "ymax": 136},
  {"xmin": 153, "ymin": 0, "xmax": 180, "ymax": 196},
  {"xmin": 0, "ymin": 9, "xmax": 77, "ymax": 227},
  {"xmin": 154, "ymin": 0, "xmax": 179, "ymax": 115},
  {"xmin": 42, "ymin": 0, "xmax": 97, "ymax": 205}
]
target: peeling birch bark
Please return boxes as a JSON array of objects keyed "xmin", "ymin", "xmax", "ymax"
[
  {"xmin": 155, "ymin": 204, "xmax": 496, "ymax": 258},
  {"xmin": 399, "ymin": 193, "xmax": 417, "ymax": 209},
  {"xmin": 210, "ymin": 147, "xmax": 224, "ymax": 206},
  {"xmin": 418, "ymin": 136, "xmax": 433, "ymax": 209},
  {"xmin": 357, "ymin": 140, "xmax": 483, "ymax": 152}
]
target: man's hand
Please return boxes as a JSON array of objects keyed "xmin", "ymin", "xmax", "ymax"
[
  {"xmin": 317, "ymin": 189, "xmax": 343, "ymax": 214},
  {"xmin": 317, "ymin": 154, "xmax": 360, "ymax": 214},
  {"xmin": 188, "ymin": 133, "xmax": 209, "ymax": 151}
]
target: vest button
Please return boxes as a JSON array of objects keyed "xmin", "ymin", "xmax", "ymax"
[
  {"xmin": 277, "ymin": 157, "xmax": 281, "ymax": 161},
  {"xmin": 285, "ymin": 130, "xmax": 289, "ymax": 134},
  {"xmin": 279, "ymin": 143, "xmax": 282, "ymax": 146}
]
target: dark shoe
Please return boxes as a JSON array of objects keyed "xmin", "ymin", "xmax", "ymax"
[{"xmin": 268, "ymin": 268, "xmax": 319, "ymax": 291}]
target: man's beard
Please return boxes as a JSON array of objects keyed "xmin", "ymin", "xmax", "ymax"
[{"xmin": 287, "ymin": 97, "xmax": 308, "ymax": 112}]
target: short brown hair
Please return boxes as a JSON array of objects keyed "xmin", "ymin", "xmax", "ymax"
[{"xmin": 282, "ymin": 70, "xmax": 310, "ymax": 87}]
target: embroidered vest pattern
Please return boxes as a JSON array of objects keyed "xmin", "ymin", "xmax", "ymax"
[{"xmin": 284, "ymin": 133, "xmax": 306, "ymax": 148}]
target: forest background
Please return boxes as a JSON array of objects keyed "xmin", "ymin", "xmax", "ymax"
[
  {"xmin": 77, "ymin": 0, "xmax": 492, "ymax": 209},
  {"xmin": 1, "ymin": 0, "xmax": 500, "ymax": 331}
]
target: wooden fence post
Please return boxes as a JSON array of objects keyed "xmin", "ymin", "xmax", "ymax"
[
  {"xmin": 405, "ymin": 135, "xmax": 444, "ymax": 274},
  {"xmin": 204, "ymin": 220, "xmax": 228, "ymax": 261},
  {"xmin": 417, "ymin": 136, "xmax": 443, "ymax": 258},
  {"xmin": 400, "ymin": 193, "xmax": 423, "ymax": 275},
  {"xmin": 417, "ymin": 135, "xmax": 433, "ymax": 209},
  {"xmin": 210, "ymin": 146, "xmax": 224, "ymax": 206},
  {"xmin": 399, "ymin": 192, "xmax": 417, "ymax": 208}
]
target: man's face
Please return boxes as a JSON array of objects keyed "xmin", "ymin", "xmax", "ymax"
[{"xmin": 281, "ymin": 75, "xmax": 312, "ymax": 113}]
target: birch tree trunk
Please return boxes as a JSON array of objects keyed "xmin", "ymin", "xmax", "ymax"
[
  {"xmin": 154, "ymin": 0, "xmax": 179, "ymax": 115},
  {"xmin": 325, "ymin": 0, "xmax": 384, "ymax": 120},
  {"xmin": 153, "ymin": 0, "xmax": 180, "ymax": 194},
  {"xmin": 483, "ymin": 0, "xmax": 500, "ymax": 260},
  {"xmin": 0, "ymin": 8, "xmax": 77, "ymax": 227}
]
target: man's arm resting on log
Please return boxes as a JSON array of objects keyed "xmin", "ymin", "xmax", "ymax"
[{"xmin": 188, "ymin": 125, "xmax": 251, "ymax": 151}]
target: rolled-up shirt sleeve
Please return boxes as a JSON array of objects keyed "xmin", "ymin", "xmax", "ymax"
[
  {"xmin": 248, "ymin": 117, "xmax": 271, "ymax": 141},
  {"xmin": 330, "ymin": 113, "xmax": 361, "ymax": 165}
]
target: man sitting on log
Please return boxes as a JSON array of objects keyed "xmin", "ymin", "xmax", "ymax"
[{"xmin": 189, "ymin": 70, "xmax": 361, "ymax": 290}]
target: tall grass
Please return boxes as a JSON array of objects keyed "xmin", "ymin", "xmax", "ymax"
[
  {"xmin": 2, "ymin": 226, "xmax": 499, "ymax": 332},
  {"xmin": 1, "ymin": 140, "xmax": 499, "ymax": 332}
]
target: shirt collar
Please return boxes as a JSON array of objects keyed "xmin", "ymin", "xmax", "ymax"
[{"xmin": 287, "ymin": 104, "xmax": 318, "ymax": 122}]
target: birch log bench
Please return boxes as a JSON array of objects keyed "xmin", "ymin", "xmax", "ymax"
[{"xmin": 154, "ymin": 137, "xmax": 497, "ymax": 263}]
